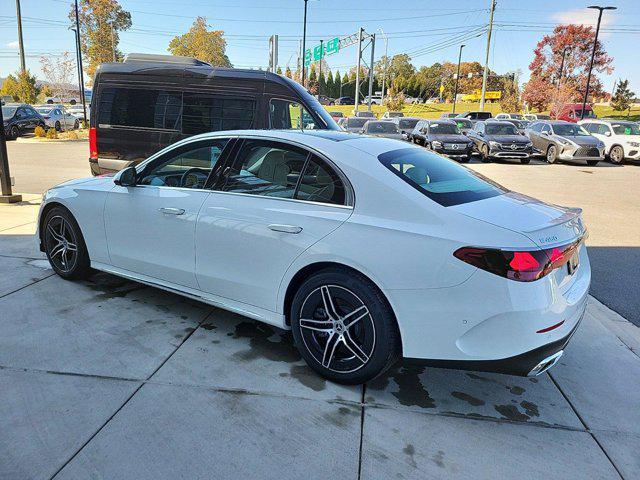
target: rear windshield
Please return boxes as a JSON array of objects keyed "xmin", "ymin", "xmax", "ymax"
[
  {"xmin": 378, "ymin": 148, "xmax": 505, "ymax": 206},
  {"xmin": 2, "ymin": 106, "xmax": 17, "ymax": 118},
  {"xmin": 367, "ymin": 122, "xmax": 398, "ymax": 133},
  {"xmin": 476, "ymin": 112, "xmax": 492, "ymax": 119},
  {"xmin": 399, "ymin": 118, "xmax": 419, "ymax": 130},
  {"xmin": 575, "ymin": 109, "xmax": 596, "ymax": 119},
  {"xmin": 429, "ymin": 123, "xmax": 459, "ymax": 134},
  {"xmin": 347, "ymin": 118, "xmax": 368, "ymax": 128}
]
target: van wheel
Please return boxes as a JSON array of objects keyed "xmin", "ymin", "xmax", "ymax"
[
  {"xmin": 609, "ymin": 145, "xmax": 624, "ymax": 164},
  {"xmin": 290, "ymin": 268, "xmax": 400, "ymax": 385},
  {"xmin": 546, "ymin": 145, "xmax": 557, "ymax": 164}
]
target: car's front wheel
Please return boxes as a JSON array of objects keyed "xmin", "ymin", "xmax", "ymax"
[
  {"xmin": 290, "ymin": 268, "xmax": 400, "ymax": 384},
  {"xmin": 609, "ymin": 145, "xmax": 624, "ymax": 164},
  {"xmin": 480, "ymin": 144, "xmax": 491, "ymax": 163},
  {"xmin": 43, "ymin": 207, "xmax": 91, "ymax": 280},
  {"xmin": 546, "ymin": 145, "xmax": 557, "ymax": 164}
]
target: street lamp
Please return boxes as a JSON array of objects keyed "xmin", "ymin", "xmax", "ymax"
[
  {"xmin": 301, "ymin": 0, "xmax": 308, "ymax": 88},
  {"xmin": 377, "ymin": 28, "xmax": 388, "ymax": 104},
  {"xmin": 581, "ymin": 5, "xmax": 617, "ymax": 120},
  {"xmin": 452, "ymin": 44, "xmax": 465, "ymax": 115}
]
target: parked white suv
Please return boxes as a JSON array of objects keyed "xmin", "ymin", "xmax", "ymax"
[{"xmin": 578, "ymin": 119, "xmax": 640, "ymax": 164}]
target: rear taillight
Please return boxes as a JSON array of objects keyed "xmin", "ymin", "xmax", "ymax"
[
  {"xmin": 454, "ymin": 240, "xmax": 581, "ymax": 282},
  {"xmin": 89, "ymin": 127, "xmax": 98, "ymax": 160}
]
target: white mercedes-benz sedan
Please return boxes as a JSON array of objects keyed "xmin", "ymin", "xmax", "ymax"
[{"xmin": 37, "ymin": 130, "xmax": 590, "ymax": 384}]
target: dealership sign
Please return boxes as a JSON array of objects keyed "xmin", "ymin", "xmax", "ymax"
[{"xmin": 304, "ymin": 37, "xmax": 340, "ymax": 66}]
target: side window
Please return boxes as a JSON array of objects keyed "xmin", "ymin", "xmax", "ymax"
[
  {"xmin": 26, "ymin": 107, "xmax": 38, "ymax": 117},
  {"xmin": 530, "ymin": 122, "xmax": 542, "ymax": 133},
  {"xmin": 269, "ymin": 99, "xmax": 316, "ymax": 130},
  {"xmin": 541, "ymin": 124, "xmax": 551, "ymax": 134},
  {"xmin": 16, "ymin": 108, "xmax": 26, "ymax": 119},
  {"xmin": 597, "ymin": 124, "xmax": 611, "ymax": 135},
  {"xmin": 182, "ymin": 94, "xmax": 256, "ymax": 135},
  {"xmin": 139, "ymin": 139, "xmax": 228, "ymax": 189},
  {"xmin": 222, "ymin": 140, "xmax": 308, "ymax": 198},
  {"xmin": 296, "ymin": 156, "xmax": 346, "ymax": 206},
  {"xmin": 98, "ymin": 87, "xmax": 181, "ymax": 130}
]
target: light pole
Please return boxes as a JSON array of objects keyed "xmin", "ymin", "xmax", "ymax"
[
  {"xmin": 74, "ymin": 0, "xmax": 88, "ymax": 125},
  {"xmin": 452, "ymin": 44, "xmax": 465, "ymax": 114},
  {"xmin": 377, "ymin": 28, "xmax": 388, "ymax": 103},
  {"xmin": 301, "ymin": 0, "xmax": 308, "ymax": 88},
  {"xmin": 581, "ymin": 5, "xmax": 617, "ymax": 119},
  {"xmin": 0, "ymin": 107, "xmax": 21, "ymax": 203}
]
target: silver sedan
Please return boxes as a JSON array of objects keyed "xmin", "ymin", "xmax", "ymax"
[{"xmin": 35, "ymin": 106, "xmax": 79, "ymax": 131}]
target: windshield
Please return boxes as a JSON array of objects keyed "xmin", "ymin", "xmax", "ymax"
[
  {"xmin": 575, "ymin": 109, "xmax": 596, "ymax": 119},
  {"xmin": 507, "ymin": 120, "xmax": 524, "ymax": 129},
  {"xmin": 36, "ymin": 108, "xmax": 53, "ymax": 114},
  {"xmin": 454, "ymin": 119, "xmax": 472, "ymax": 129},
  {"xmin": 509, "ymin": 114, "xmax": 523, "ymax": 120},
  {"xmin": 347, "ymin": 118, "xmax": 368, "ymax": 128},
  {"xmin": 537, "ymin": 115, "xmax": 551, "ymax": 120},
  {"xmin": 612, "ymin": 123, "xmax": 640, "ymax": 135},
  {"xmin": 429, "ymin": 123, "xmax": 459, "ymax": 135},
  {"xmin": 486, "ymin": 123, "xmax": 518, "ymax": 135},
  {"xmin": 378, "ymin": 148, "xmax": 505, "ymax": 207},
  {"xmin": 367, "ymin": 122, "xmax": 399, "ymax": 134},
  {"xmin": 2, "ymin": 106, "xmax": 17, "ymax": 118},
  {"xmin": 553, "ymin": 124, "xmax": 590, "ymax": 136},
  {"xmin": 399, "ymin": 119, "xmax": 419, "ymax": 130},
  {"xmin": 286, "ymin": 79, "xmax": 340, "ymax": 130}
]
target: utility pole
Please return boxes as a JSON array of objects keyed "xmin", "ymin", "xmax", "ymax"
[
  {"xmin": 74, "ymin": 0, "xmax": 87, "ymax": 125},
  {"xmin": 0, "ymin": 107, "xmax": 21, "ymax": 203},
  {"xmin": 318, "ymin": 39, "xmax": 323, "ymax": 96},
  {"xmin": 479, "ymin": 0, "xmax": 496, "ymax": 112},
  {"xmin": 367, "ymin": 34, "xmax": 375, "ymax": 111},
  {"xmin": 301, "ymin": 0, "xmax": 308, "ymax": 88},
  {"xmin": 15, "ymin": 0, "xmax": 26, "ymax": 73},
  {"xmin": 452, "ymin": 44, "xmax": 465, "ymax": 114},
  {"xmin": 378, "ymin": 28, "xmax": 388, "ymax": 103},
  {"xmin": 354, "ymin": 27, "xmax": 364, "ymax": 112},
  {"xmin": 581, "ymin": 5, "xmax": 617, "ymax": 120}
]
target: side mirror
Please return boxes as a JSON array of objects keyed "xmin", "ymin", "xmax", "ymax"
[
  {"xmin": 540, "ymin": 131, "xmax": 548, "ymax": 136},
  {"xmin": 114, "ymin": 166, "xmax": 137, "ymax": 187},
  {"xmin": 605, "ymin": 131, "xmax": 611, "ymax": 137}
]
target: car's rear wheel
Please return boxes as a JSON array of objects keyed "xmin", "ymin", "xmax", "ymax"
[
  {"xmin": 55, "ymin": 121, "xmax": 61, "ymax": 132},
  {"xmin": 546, "ymin": 145, "xmax": 557, "ymax": 164},
  {"xmin": 9, "ymin": 126, "xmax": 19, "ymax": 140},
  {"xmin": 609, "ymin": 145, "xmax": 624, "ymax": 164},
  {"xmin": 587, "ymin": 160, "xmax": 600, "ymax": 166},
  {"xmin": 73, "ymin": 119, "xmax": 79, "ymax": 129},
  {"xmin": 290, "ymin": 268, "xmax": 400, "ymax": 384},
  {"xmin": 43, "ymin": 207, "xmax": 91, "ymax": 280}
]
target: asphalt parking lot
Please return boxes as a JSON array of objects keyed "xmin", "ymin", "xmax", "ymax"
[{"xmin": 1, "ymin": 141, "xmax": 639, "ymax": 479}]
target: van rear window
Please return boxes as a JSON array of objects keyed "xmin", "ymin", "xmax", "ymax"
[
  {"xmin": 98, "ymin": 87, "xmax": 181, "ymax": 130},
  {"xmin": 182, "ymin": 94, "xmax": 255, "ymax": 134}
]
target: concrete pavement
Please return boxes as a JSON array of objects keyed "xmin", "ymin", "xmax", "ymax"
[{"xmin": 1, "ymin": 197, "xmax": 639, "ymax": 479}]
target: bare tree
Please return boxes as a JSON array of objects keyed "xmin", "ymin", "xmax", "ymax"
[{"xmin": 40, "ymin": 52, "xmax": 76, "ymax": 102}]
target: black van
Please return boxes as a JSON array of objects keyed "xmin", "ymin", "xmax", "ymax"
[{"xmin": 89, "ymin": 53, "xmax": 339, "ymax": 175}]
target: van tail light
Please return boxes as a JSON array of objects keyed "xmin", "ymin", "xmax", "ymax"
[
  {"xmin": 89, "ymin": 127, "xmax": 98, "ymax": 160},
  {"xmin": 453, "ymin": 240, "xmax": 582, "ymax": 282}
]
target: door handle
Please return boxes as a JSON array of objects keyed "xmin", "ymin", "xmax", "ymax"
[
  {"xmin": 268, "ymin": 224, "xmax": 303, "ymax": 234},
  {"xmin": 159, "ymin": 207, "xmax": 185, "ymax": 215}
]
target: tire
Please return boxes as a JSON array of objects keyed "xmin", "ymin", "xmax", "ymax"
[
  {"xmin": 290, "ymin": 268, "xmax": 401, "ymax": 385},
  {"xmin": 546, "ymin": 145, "xmax": 557, "ymax": 164},
  {"xmin": 70, "ymin": 99, "xmax": 76, "ymax": 105},
  {"xmin": 520, "ymin": 158, "xmax": 531, "ymax": 165},
  {"xmin": 480, "ymin": 144, "xmax": 491, "ymax": 163},
  {"xmin": 74, "ymin": 119, "xmax": 79, "ymax": 129},
  {"xmin": 609, "ymin": 145, "xmax": 624, "ymax": 164},
  {"xmin": 43, "ymin": 207, "xmax": 91, "ymax": 280},
  {"xmin": 55, "ymin": 121, "xmax": 61, "ymax": 132},
  {"xmin": 9, "ymin": 126, "xmax": 19, "ymax": 140},
  {"xmin": 587, "ymin": 160, "xmax": 600, "ymax": 166},
  {"xmin": 459, "ymin": 155, "xmax": 471, "ymax": 163}
]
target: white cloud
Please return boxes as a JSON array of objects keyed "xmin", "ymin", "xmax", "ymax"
[
  {"xmin": 553, "ymin": 8, "xmax": 617, "ymax": 29},
  {"xmin": 6, "ymin": 41, "xmax": 19, "ymax": 49}
]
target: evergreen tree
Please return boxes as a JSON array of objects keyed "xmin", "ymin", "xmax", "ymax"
[
  {"xmin": 342, "ymin": 72, "xmax": 350, "ymax": 97},
  {"xmin": 334, "ymin": 70, "xmax": 341, "ymax": 98},
  {"xmin": 326, "ymin": 70, "xmax": 334, "ymax": 98},
  {"xmin": 276, "ymin": 66, "xmax": 282, "ymax": 75},
  {"xmin": 318, "ymin": 70, "xmax": 326, "ymax": 96},
  {"xmin": 611, "ymin": 79, "xmax": 635, "ymax": 113}
]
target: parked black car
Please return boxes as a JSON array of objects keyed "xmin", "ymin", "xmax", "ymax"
[
  {"xmin": 456, "ymin": 111, "xmax": 492, "ymax": 123},
  {"xmin": 89, "ymin": 53, "xmax": 340, "ymax": 175},
  {"xmin": 525, "ymin": 121, "xmax": 604, "ymax": 166},
  {"xmin": 451, "ymin": 117, "xmax": 473, "ymax": 135},
  {"xmin": 410, "ymin": 119, "xmax": 474, "ymax": 162},
  {"xmin": 335, "ymin": 96, "xmax": 356, "ymax": 105},
  {"xmin": 2, "ymin": 103, "xmax": 46, "ymax": 140},
  {"xmin": 467, "ymin": 120, "xmax": 534, "ymax": 164},
  {"xmin": 389, "ymin": 117, "xmax": 421, "ymax": 140}
]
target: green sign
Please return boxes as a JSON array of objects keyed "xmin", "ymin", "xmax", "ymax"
[{"xmin": 304, "ymin": 37, "xmax": 340, "ymax": 66}]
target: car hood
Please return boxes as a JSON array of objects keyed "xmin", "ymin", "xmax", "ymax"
[
  {"xmin": 369, "ymin": 133, "xmax": 405, "ymax": 140},
  {"xmin": 563, "ymin": 135, "xmax": 599, "ymax": 146},
  {"xmin": 430, "ymin": 134, "xmax": 471, "ymax": 143},
  {"xmin": 450, "ymin": 191, "xmax": 586, "ymax": 248},
  {"xmin": 486, "ymin": 134, "xmax": 530, "ymax": 144},
  {"xmin": 49, "ymin": 176, "xmax": 114, "ymax": 190}
]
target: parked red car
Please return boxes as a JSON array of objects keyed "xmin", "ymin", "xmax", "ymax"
[{"xmin": 552, "ymin": 103, "xmax": 596, "ymax": 123}]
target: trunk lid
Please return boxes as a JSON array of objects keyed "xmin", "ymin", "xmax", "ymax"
[{"xmin": 451, "ymin": 192, "xmax": 586, "ymax": 248}]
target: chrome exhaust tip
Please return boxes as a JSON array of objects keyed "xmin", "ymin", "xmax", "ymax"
[{"xmin": 528, "ymin": 350, "xmax": 563, "ymax": 376}]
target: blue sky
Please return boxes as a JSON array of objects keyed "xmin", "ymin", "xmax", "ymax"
[{"xmin": 1, "ymin": 0, "xmax": 638, "ymax": 92}]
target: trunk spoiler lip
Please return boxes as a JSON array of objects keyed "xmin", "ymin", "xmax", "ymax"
[{"xmin": 519, "ymin": 206, "xmax": 583, "ymax": 234}]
